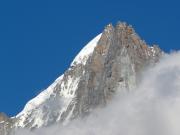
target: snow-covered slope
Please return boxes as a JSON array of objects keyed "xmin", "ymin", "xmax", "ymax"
[
  {"xmin": 14, "ymin": 33, "xmax": 102, "ymax": 129},
  {"xmin": 16, "ymin": 33, "xmax": 102, "ymax": 119}
]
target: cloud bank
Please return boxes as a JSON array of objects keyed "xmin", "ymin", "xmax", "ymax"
[{"xmin": 14, "ymin": 52, "xmax": 180, "ymax": 135}]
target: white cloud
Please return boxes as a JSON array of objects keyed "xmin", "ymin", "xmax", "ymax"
[{"xmin": 13, "ymin": 51, "xmax": 180, "ymax": 135}]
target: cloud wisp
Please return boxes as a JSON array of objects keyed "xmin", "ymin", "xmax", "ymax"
[{"xmin": 14, "ymin": 52, "xmax": 180, "ymax": 135}]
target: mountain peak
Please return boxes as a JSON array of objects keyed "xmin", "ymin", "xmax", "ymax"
[
  {"xmin": 104, "ymin": 22, "xmax": 135, "ymax": 34},
  {"xmin": 1, "ymin": 22, "xmax": 163, "ymax": 134}
]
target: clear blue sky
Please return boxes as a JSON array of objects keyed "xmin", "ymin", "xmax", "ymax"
[{"xmin": 0, "ymin": 0, "xmax": 179, "ymax": 116}]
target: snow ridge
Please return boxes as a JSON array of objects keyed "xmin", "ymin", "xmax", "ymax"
[{"xmin": 71, "ymin": 33, "xmax": 102, "ymax": 66}]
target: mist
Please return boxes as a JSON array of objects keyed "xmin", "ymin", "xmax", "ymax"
[{"xmin": 14, "ymin": 51, "xmax": 180, "ymax": 135}]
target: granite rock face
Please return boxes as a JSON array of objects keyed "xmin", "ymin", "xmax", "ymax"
[
  {"xmin": 1, "ymin": 22, "xmax": 162, "ymax": 134},
  {"xmin": 65, "ymin": 22, "xmax": 162, "ymax": 120}
]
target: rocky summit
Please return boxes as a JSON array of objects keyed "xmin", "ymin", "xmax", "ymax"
[{"xmin": 0, "ymin": 22, "xmax": 162, "ymax": 135}]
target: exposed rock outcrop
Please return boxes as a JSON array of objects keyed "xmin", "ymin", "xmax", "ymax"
[{"xmin": 0, "ymin": 113, "xmax": 13, "ymax": 135}]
